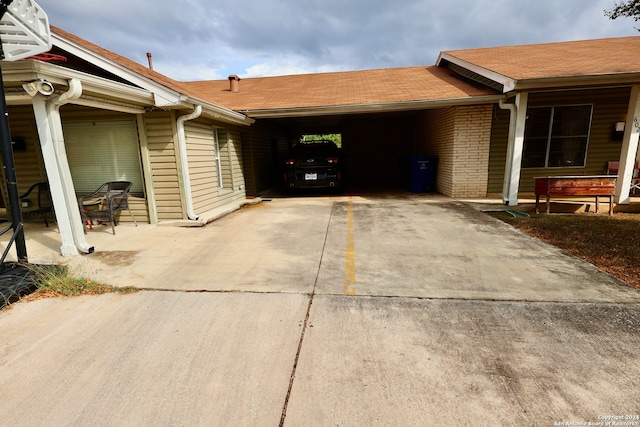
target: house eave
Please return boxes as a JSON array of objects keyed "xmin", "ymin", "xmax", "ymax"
[
  {"xmin": 241, "ymin": 95, "xmax": 505, "ymax": 119},
  {"xmin": 513, "ymin": 73, "xmax": 640, "ymax": 91},
  {"xmin": 437, "ymin": 52, "xmax": 516, "ymax": 93},
  {"xmin": 51, "ymin": 32, "xmax": 184, "ymax": 107},
  {"xmin": 182, "ymin": 96, "xmax": 254, "ymax": 126},
  {"xmin": 2, "ymin": 60, "xmax": 155, "ymax": 107}
]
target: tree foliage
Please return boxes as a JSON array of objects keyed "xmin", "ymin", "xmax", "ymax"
[
  {"xmin": 605, "ymin": 0, "xmax": 640, "ymax": 25},
  {"xmin": 302, "ymin": 134, "xmax": 342, "ymax": 147}
]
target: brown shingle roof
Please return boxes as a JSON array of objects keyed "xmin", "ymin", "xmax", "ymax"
[
  {"xmin": 52, "ymin": 26, "xmax": 497, "ymax": 113},
  {"xmin": 441, "ymin": 36, "xmax": 640, "ymax": 81},
  {"xmin": 182, "ymin": 66, "xmax": 498, "ymax": 112},
  {"xmin": 51, "ymin": 25, "xmax": 193, "ymax": 96}
]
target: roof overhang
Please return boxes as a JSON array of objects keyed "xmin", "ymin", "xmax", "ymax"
[
  {"xmin": 183, "ymin": 96, "xmax": 254, "ymax": 126},
  {"xmin": 437, "ymin": 52, "xmax": 516, "ymax": 93},
  {"xmin": 241, "ymin": 94, "xmax": 505, "ymax": 119},
  {"xmin": 2, "ymin": 60, "xmax": 154, "ymax": 113},
  {"xmin": 51, "ymin": 31, "xmax": 185, "ymax": 107},
  {"xmin": 438, "ymin": 52, "xmax": 640, "ymax": 93},
  {"xmin": 2, "ymin": 61, "xmax": 253, "ymax": 124},
  {"xmin": 509, "ymin": 73, "xmax": 640, "ymax": 91}
]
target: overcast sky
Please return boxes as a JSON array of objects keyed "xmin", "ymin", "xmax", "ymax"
[{"xmin": 39, "ymin": 0, "xmax": 638, "ymax": 81}]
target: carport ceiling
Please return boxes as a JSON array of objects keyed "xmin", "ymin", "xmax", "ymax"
[{"xmin": 255, "ymin": 110, "xmax": 421, "ymax": 135}]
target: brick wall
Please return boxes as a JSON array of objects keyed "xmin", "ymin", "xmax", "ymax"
[{"xmin": 422, "ymin": 105, "xmax": 493, "ymax": 198}]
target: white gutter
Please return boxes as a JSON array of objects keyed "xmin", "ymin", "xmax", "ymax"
[{"xmin": 176, "ymin": 105, "xmax": 202, "ymax": 221}]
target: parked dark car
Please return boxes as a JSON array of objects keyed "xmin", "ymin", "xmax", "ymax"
[{"xmin": 284, "ymin": 140, "xmax": 343, "ymax": 192}]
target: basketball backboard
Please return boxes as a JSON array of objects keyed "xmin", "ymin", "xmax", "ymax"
[{"xmin": 0, "ymin": 0, "xmax": 51, "ymax": 61}]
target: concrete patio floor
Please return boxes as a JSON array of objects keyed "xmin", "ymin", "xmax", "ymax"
[{"xmin": 0, "ymin": 193, "xmax": 639, "ymax": 426}]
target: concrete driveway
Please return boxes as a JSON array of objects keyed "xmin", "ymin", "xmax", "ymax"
[{"xmin": 1, "ymin": 194, "xmax": 639, "ymax": 426}]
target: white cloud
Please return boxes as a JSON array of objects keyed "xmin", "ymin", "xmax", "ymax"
[{"xmin": 38, "ymin": 0, "xmax": 639, "ymax": 80}]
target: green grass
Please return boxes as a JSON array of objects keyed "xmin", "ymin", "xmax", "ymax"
[
  {"xmin": 490, "ymin": 212, "xmax": 640, "ymax": 289},
  {"xmin": 26, "ymin": 264, "xmax": 138, "ymax": 300}
]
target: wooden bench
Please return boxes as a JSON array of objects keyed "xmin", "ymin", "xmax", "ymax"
[{"xmin": 534, "ymin": 176, "xmax": 617, "ymax": 215}]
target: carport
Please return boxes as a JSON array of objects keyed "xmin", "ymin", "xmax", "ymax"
[
  {"xmin": 183, "ymin": 67, "xmax": 504, "ymax": 196},
  {"xmin": 254, "ymin": 110, "xmax": 423, "ymax": 189}
]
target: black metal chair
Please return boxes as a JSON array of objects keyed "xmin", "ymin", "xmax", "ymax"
[
  {"xmin": 20, "ymin": 182, "xmax": 55, "ymax": 227},
  {"xmin": 78, "ymin": 181, "xmax": 137, "ymax": 234}
]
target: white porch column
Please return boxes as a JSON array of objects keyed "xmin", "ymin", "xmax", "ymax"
[
  {"xmin": 615, "ymin": 85, "xmax": 640, "ymax": 205},
  {"xmin": 502, "ymin": 92, "xmax": 528, "ymax": 206},
  {"xmin": 32, "ymin": 97, "xmax": 79, "ymax": 256},
  {"xmin": 31, "ymin": 79, "xmax": 93, "ymax": 255}
]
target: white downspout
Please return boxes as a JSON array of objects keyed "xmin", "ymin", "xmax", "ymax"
[
  {"xmin": 499, "ymin": 98, "xmax": 516, "ymax": 205},
  {"xmin": 46, "ymin": 79, "xmax": 94, "ymax": 254},
  {"xmin": 499, "ymin": 92, "xmax": 528, "ymax": 206},
  {"xmin": 31, "ymin": 78, "xmax": 93, "ymax": 255},
  {"xmin": 32, "ymin": 97, "xmax": 79, "ymax": 255},
  {"xmin": 176, "ymin": 105, "xmax": 202, "ymax": 220}
]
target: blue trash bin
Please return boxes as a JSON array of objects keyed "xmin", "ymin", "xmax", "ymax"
[{"xmin": 406, "ymin": 156, "xmax": 438, "ymax": 192}]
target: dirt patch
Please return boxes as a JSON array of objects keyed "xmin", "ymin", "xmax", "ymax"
[{"xmin": 88, "ymin": 251, "xmax": 138, "ymax": 267}]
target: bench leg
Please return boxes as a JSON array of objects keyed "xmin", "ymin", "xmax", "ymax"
[
  {"xmin": 595, "ymin": 195, "xmax": 599, "ymax": 214},
  {"xmin": 609, "ymin": 195, "xmax": 614, "ymax": 215},
  {"xmin": 546, "ymin": 195, "xmax": 550, "ymax": 214},
  {"xmin": 535, "ymin": 195, "xmax": 540, "ymax": 214}
]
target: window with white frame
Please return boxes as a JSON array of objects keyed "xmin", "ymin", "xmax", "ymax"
[{"xmin": 522, "ymin": 105, "xmax": 593, "ymax": 168}]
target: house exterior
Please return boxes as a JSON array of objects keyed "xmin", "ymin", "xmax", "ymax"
[
  {"xmin": 195, "ymin": 36, "xmax": 640, "ymax": 206},
  {"xmin": 2, "ymin": 26, "xmax": 639, "ymax": 256},
  {"xmin": 2, "ymin": 27, "xmax": 253, "ymax": 256}
]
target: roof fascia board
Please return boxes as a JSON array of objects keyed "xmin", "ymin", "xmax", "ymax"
[
  {"xmin": 2, "ymin": 60, "xmax": 154, "ymax": 106},
  {"xmin": 242, "ymin": 95, "xmax": 505, "ymax": 119},
  {"xmin": 437, "ymin": 52, "xmax": 516, "ymax": 93},
  {"xmin": 513, "ymin": 74, "xmax": 640, "ymax": 91},
  {"xmin": 52, "ymin": 32, "xmax": 183, "ymax": 107},
  {"xmin": 182, "ymin": 96, "xmax": 254, "ymax": 126},
  {"xmin": 4, "ymin": 87, "xmax": 145, "ymax": 113}
]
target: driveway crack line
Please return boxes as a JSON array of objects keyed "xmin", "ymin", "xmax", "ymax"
[{"xmin": 279, "ymin": 201, "xmax": 335, "ymax": 426}]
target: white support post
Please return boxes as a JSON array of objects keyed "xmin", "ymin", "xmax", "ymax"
[
  {"xmin": 503, "ymin": 92, "xmax": 528, "ymax": 206},
  {"xmin": 31, "ymin": 97, "xmax": 79, "ymax": 255},
  {"xmin": 45, "ymin": 80, "xmax": 93, "ymax": 254},
  {"xmin": 615, "ymin": 85, "xmax": 640, "ymax": 205}
]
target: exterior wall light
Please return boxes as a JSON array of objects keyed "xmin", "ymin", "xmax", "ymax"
[{"xmin": 22, "ymin": 78, "xmax": 54, "ymax": 96}]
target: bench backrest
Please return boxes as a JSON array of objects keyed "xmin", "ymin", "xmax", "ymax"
[{"xmin": 606, "ymin": 161, "xmax": 640, "ymax": 175}]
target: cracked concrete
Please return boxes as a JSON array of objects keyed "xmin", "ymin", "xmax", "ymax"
[{"xmin": 1, "ymin": 193, "xmax": 639, "ymax": 426}]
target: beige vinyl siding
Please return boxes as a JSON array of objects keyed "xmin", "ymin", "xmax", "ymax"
[
  {"xmin": 183, "ymin": 122, "xmax": 246, "ymax": 215},
  {"xmin": 144, "ymin": 110, "xmax": 185, "ymax": 220},
  {"xmin": 214, "ymin": 127, "xmax": 246, "ymax": 208},
  {"xmin": 217, "ymin": 128, "xmax": 233, "ymax": 190},
  {"xmin": 488, "ymin": 87, "xmax": 633, "ymax": 193},
  {"xmin": 241, "ymin": 124, "xmax": 290, "ymax": 195},
  {"xmin": 185, "ymin": 121, "xmax": 218, "ymax": 213},
  {"xmin": 61, "ymin": 106, "xmax": 133, "ymax": 122},
  {"xmin": 213, "ymin": 127, "xmax": 246, "ymax": 208},
  {"xmin": 7, "ymin": 106, "xmax": 46, "ymax": 196},
  {"xmin": 228, "ymin": 128, "xmax": 244, "ymax": 193}
]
